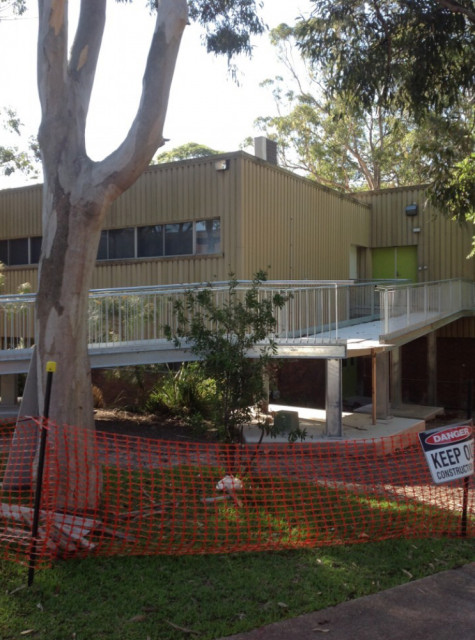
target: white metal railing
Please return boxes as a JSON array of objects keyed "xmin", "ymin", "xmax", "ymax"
[
  {"xmin": 1, "ymin": 279, "xmax": 473, "ymax": 357},
  {"xmin": 0, "ymin": 280, "xmax": 382, "ymax": 352},
  {"xmin": 0, "ymin": 293, "xmax": 35, "ymax": 350},
  {"xmin": 377, "ymin": 279, "xmax": 475, "ymax": 336},
  {"xmin": 86, "ymin": 280, "xmax": 382, "ymax": 346},
  {"xmin": 269, "ymin": 281, "xmax": 381, "ymax": 342}
]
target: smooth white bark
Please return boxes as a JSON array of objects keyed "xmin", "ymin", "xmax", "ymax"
[{"xmin": 3, "ymin": 0, "xmax": 188, "ymax": 510}]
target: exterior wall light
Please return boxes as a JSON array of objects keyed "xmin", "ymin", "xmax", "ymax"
[
  {"xmin": 405, "ymin": 203, "xmax": 418, "ymax": 216},
  {"xmin": 215, "ymin": 159, "xmax": 229, "ymax": 171}
]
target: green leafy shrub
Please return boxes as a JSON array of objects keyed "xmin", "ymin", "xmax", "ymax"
[
  {"xmin": 165, "ymin": 271, "xmax": 288, "ymax": 442},
  {"xmin": 146, "ymin": 363, "xmax": 218, "ymax": 422}
]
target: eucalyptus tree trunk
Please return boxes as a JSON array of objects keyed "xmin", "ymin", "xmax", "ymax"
[{"xmin": 3, "ymin": 0, "xmax": 188, "ymax": 511}]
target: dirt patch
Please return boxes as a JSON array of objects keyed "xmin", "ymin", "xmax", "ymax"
[{"xmin": 94, "ymin": 408, "xmax": 216, "ymax": 443}]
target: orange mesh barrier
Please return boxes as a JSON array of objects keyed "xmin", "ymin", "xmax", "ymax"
[{"xmin": 0, "ymin": 419, "xmax": 473, "ymax": 568}]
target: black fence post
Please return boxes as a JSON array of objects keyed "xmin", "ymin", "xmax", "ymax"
[{"xmin": 27, "ymin": 361, "xmax": 56, "ymax": 587}]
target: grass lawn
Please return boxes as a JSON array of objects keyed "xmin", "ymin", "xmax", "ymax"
[
  {"xmin": 1, "ymin": 537, "xmax": 474, "ymax": 639},
  {"xmin": 1, "ymin": 440, "xmax": 474, "ymax": 638}
]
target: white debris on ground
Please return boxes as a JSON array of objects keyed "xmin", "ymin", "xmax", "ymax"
[{"xmin": 216, "ymin": 475, "xmax": 243, "ymax": 492}]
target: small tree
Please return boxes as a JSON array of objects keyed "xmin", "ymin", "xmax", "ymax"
[{"xmin": 165, "ymin": 272, "xmax": 287, "ymax": 443}]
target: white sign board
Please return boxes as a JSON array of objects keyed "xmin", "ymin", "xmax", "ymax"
[{"xmin": 418, "ymin": 423, "xmax": 474, "ymax": 485}]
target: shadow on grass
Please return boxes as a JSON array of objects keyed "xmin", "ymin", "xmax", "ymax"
[{"xmin": 1, "ymin": 537, "xmax": 474, "ymax": 640}]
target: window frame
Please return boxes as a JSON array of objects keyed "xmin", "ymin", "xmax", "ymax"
[
  {"xmin": 98, "ymin": 218, "xmax": 221, "ymax": 261},
  {"xmin": 0, "ymin": 218, "xmax": 221, "ymax": 266},
  {"xmin": 0, "ymin": 237, "xmax": 42, "ymax": 266},
  {"xmin": 195, "ymin": 218, "xmax": 221, "ymax": 255},
  {"xmin": 137, "ymin": 224, "xmax": 164, "ymax": 258}
]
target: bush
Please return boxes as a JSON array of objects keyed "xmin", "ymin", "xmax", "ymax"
[
  {"xmin": 164, "ymin": 271, "xmax": 288, "ymax": 442},
  {"xmin": 92, "ymin": 365, "xmax": 167, "ymax": 412},
  {"xmin": 146, "ymin": 363, "xmax": 218, "ymax": 421}
]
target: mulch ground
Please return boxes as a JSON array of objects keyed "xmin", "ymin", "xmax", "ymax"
[{"xmin": 94, "ymin": 408, "xmax": 216, "ymax": 443}]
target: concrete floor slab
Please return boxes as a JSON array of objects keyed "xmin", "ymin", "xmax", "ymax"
[
  {"xmin": 242, "ymin": 403, "xmax": 426, "ymax": 450},
  {"xmin": 356, "ymin": 403, "xmax": 444, "ymax": 421}
]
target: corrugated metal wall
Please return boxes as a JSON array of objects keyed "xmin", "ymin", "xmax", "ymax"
[
  {"xmin": 356, "ymin": 186, "xmax": 475, "ymax": 282},
  {"xmin": 94, "ymin": 157, "xmax": 241, "ymax": 288},
  {"xmin": 0, "ymin": 184, "xmax": 42, "ymax": 293},
  {"xmin": 239, "ymin": 157, "xmax": 371, "ymax": 281},
  {"xmin": 2, "ymin": 161, "xmax": 473, "ymax": 294},
  {"xmin": 0, "ymin": 183, "xmax": 43, "ymax": 237},
  {"xmin": 437, "ymin": 316, "xmax": 475, "ymax": 338},
  {"xmin": 0, "ymin": 157, "xmax": 242, "ymax": 292},
  {"xmin": 0, "ymin": 268, "xmax": 38, "ymax": 293},
  {"xmin": 0, "ymin": 154, "xmax": 372, "ymax": 293}
]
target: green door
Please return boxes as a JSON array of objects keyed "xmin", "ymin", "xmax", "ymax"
[{"xmin": 372, "ymin": 246, "xmax": 418, "ymax": 282}]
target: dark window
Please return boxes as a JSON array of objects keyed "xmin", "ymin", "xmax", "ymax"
[
  {"xmin": 97, "ymin": 231, "xmax": 108, "ymax": 260},
  {"xmin": 94, "ymin": 218, "xmax": 221, "ymax": 262},
  {"xmin": 0, "ymin": 240, "xmax": 8, "ymax": 264},
  {"xmin": 137, "ymin": 225, "xmax": 163, "ymax": 257},
  {"xmin": 9, "ymin": 238, "xmax": 29, "ymax": 265},
  {"xmin": 108, "ymin": 228, "xmax": 134, "ymax": 259},
  {"xmin": 196, "ymin": 218, "xmax": 220, "ymax": 254},
  {"xmin": 30, "ymin": 236, "xmax": 42, "ymax": 264},
  {"xmin": 164, "ymin": 222, "xmax": 193, "ymax": 256}
]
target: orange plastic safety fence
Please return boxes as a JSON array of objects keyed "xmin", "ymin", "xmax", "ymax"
[{"xmin": 0, "ymin": 419, "xmax": 473, "ymax": 568}]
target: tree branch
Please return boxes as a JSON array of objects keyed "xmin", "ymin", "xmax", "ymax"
[
  {"xmin": 435, "ymin": 0, "xmax": 475, "ymax": 24},
  {"xmin": 94, "ymin": 0, "xmax": 188, "ymax": 198},
  {"xmin": 37, "ymin": 0, "xmax": 69, "ymax": 143},
  {"xmin": 346, "ymin": 142, "xmax": 376, "ymax": 190},
  {"xmin": 68, "ymin": 0, "xmax": 107, "ymax": 151}
]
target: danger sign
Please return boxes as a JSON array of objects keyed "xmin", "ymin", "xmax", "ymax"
[{"xmin": 419, "ymin": 422, "xmax": 474, "ymax": 485}]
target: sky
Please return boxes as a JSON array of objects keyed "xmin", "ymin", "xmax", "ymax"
[{"xmin": 0, "ymin": 1, "xmax": 310, "ymax": 189}]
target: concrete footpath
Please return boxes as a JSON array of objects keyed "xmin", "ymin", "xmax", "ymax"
[{"xmin": 219, "ymin": 562, "xmax": 475, "ymax": 640}]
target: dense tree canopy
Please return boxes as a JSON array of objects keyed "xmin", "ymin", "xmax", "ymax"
[
  {"xmin": 116, "ymin": 0, "xmax": 265, "ymax": 59},
  {"xmin": 269, "ymin": 1, "xmax": 474, "ymax": 231},
  {"xmin": 294, "ymin": 0, "xmax": 474, "ymax": 117},
  {"xmin": 431, "ymin": 152, "xmax": 475, "ymax": 254},
  {"xmin": 253, "ymin": 26, "xmax": 437, "ymax": 191},
  {"xmin": 152, "ymin": 142, "xmax": 221, "ymax": 164},
  {"xmin": 253, "ymin": 23, "xmax": 474, "ymax": 192}
]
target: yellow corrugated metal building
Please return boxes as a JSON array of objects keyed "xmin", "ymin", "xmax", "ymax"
[
  {"xmin": 356, "ymin": 186, "xmax": 475, "ymax": 282},
  {"xmin": 1, "ymin": 151, "xmax": 473, "ymax": 295},
  {"xmin": 1, "ymin": 147, "xmax": 474, "ymax": 412},
  {"xmin": 1, "ymin": 151, "xmax": 373, "ymax": 292}
]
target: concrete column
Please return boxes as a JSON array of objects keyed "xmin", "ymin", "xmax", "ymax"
[
  {"xmin": 376, "ymin": 351, "xmax": 391, "ymax": 420},
  {"xmin": 325, "ymin": 358, "xmax": 342, "ymax": 437},
  {"xmin": 0, "ymin": 374, "xmax": 18, "ymax": 406},
  {"xmin": 390, "ymin": 348, "xmax": 402, "ymax": 409},
  {"xmin": 427, "ymin": 332, "xmax": 437, "ymax": 406}
]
